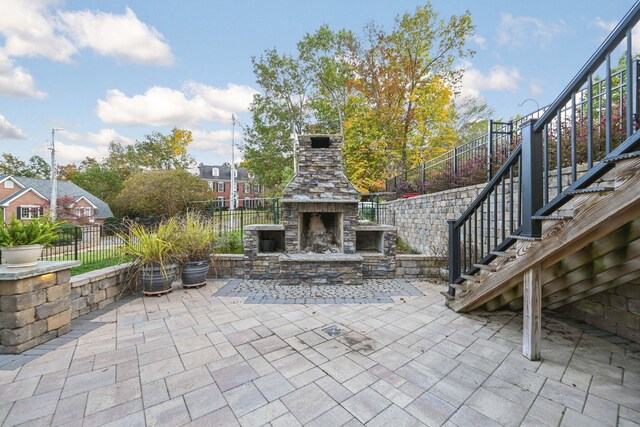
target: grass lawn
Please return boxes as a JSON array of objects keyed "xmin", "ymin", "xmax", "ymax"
[{"xmin": 71, "ymin": 256, "xmax": 132, "ymax": 276}]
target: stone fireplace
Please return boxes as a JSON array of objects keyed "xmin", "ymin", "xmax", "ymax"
[{"xmin": 243, "ymin": 134, "xmax": 397, "ymax": 284}]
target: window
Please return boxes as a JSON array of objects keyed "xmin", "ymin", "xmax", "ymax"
[
  {"xmin": 254, "ymin": 184, "xmax": 261, "ymax": 193},
  {"xmin": 245, "ymin": 198, "xmax": 253, "ymax": 208},
  {"xmin": 74, "ymin": 208, "xmax": 82, "ymax": 217},
  {"xmin": 212, "ymin": 168, "xmax": 219, "ymax": 177},
  {"xmin": 84, "ymin": 208, "xmax": 92, "ymax": 217},
  {"xmin": 208, "ymin": 181, "xmax": 214, "ymax": 190},
  {"xmin": 3, "ymin": 180, "xmax": 14, "ymax": 189},
  {"xmin": 217, "ymin": 182, "xmax": 225, "ymax": 192},
  {"xmin": 18, "ymin": 205, "xmax": 42, "ymax": 219},
  {"xmin": 244, "ymin": 183, "xmax": 251, "ymax": 193},
  {"xmin": 248, "ymin": 172, "xmax": 254, "ymax": 179},
  {"xmin": 217, "ymin": 196, "xmax": 225, "ymax": 208}
]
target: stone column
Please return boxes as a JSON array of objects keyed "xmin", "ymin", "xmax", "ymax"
[{"xmin": 0, "ymin": 261, "xmax": 79, "ymax": 354}]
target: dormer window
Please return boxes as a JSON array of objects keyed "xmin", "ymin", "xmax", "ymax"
[
  {"xmin": 248, "ymin": 172, "xmax": 254, "ymax": 179},
  {"xmin": 4, "ymin": 180, "xmax": 14, "ymax": 189},
  {"xmin": 212, "ymin": 168, "xmax": 219, "ymax": 177}
]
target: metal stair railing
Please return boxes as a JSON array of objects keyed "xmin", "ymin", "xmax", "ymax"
[{"xmin": 447, "ymin": 0, "xmax": 640, "ymax": 297}]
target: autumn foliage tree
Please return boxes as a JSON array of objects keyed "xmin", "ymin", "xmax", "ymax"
[{"xmin": 243, "ymin": 2, "xmax": 475, "ymax": 193}]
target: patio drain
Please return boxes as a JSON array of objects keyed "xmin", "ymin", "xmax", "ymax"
[{"xmin": 322, "ymin": 325, "xmax": 345, "ymax": 337}]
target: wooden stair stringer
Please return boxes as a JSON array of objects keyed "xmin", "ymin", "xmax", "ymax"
[
  {"xmin": 486, "ymin": 219, "xmax": 640, "ymax": 310},
  {"xmin": 449, "ymin": 158, "xmax": 640, "ymax": 313}
]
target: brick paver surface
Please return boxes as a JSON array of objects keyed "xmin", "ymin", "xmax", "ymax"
[{"xmin": 0, "ymin": 279, "xmax": 638, "ymax": 426}]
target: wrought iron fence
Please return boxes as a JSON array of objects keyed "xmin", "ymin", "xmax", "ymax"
[{"xmin": 386, "ymin": 109, "xmax": 547, "ymax": 197}]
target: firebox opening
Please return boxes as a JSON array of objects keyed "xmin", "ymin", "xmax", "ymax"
[
  {"xmin": 310, "ymin": 136, "xmax": 331, "ymax": 148},
  {"xmin": 299, "ymin": 212, "xmax": 343, "ymax": 253}
]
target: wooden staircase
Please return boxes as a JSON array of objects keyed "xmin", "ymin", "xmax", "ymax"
[{"xmin": 448, "ymin": 153, "xmax": 640, "ymax": 313}]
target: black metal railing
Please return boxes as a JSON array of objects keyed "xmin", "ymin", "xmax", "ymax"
[
  {"xmin": 448, "ymin": 0, "xmax": 640, "ymax": 295},
  {"xmin": 385, "ymin": 108, "xmax": 546, "ymax": 197}
]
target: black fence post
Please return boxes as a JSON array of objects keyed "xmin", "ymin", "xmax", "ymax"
[
  {"xmin": 240, "ymin": 209, "xmax": 244, "ymax": 238},
  {"xmin": 74, "ymin": 226, "xmax": 79, "ymax": 261},
  {"xmin": 453, "ymin": 146, "xmax": 459, "ymax": 175},
  {"xmin": 520, "ymin": 119, "xmax": 544, "ymax": 238},
  {"xmin": 448, "ymin": 219, "xmax": 460, "ymax": 296},
  {"xmin": 487, "ymin": 120, "xmax": 494, "ymax": 181}
]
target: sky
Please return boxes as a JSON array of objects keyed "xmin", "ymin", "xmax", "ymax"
[{"xmin": 0, "ymin": 0, "xmax": 636, "ymax": 168}]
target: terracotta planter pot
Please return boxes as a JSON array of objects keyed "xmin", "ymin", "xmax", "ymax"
[{"xmin": 1, "ymin": 244, "xmax": 43, "ymax": 268}]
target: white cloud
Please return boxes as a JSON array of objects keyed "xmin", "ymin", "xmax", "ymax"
[
  {"xmin": 184, "ymin": 82, "xmax": 258, "ymax": 113},
  {"xmin": 35, "ymin": 140, "xmax": 109, "ymax": 164},
  {"xmin": 0, "ymin": 54, "xmax": 47, "ymax": 98},
  {"xmin": 470, "ymin": 34, "xmax": 486, "ymax": 49},
  {"xmin": 529, "ymin": 82, "xmax": 543, "ymax": 95},
  {"xmin": 593, "ymin": 17, "xmax": 617, "ymax": 33},
  {"xmin": 460, "ymin": 63, "xmax": 521, "ymax": 98},
  {"xmin": 190, "ymin": 129, "xmax": 234, "ymax": 155},
  {"xmin": 0, "ymin": 114, "xmax": 27, "ymax": 139},
  {"xmin": 86, "ymin": 128, "xmax": 134, "ymax": 145},
  {"xmin": 58, "ymin": 8, "xmax": 173, "ymax": 66},
  {"xmin": 497, "ymin": 13, "xmax": 569, "ymax": 48},
  {"xmin": 97, "ymin": 86, "xmax": 226, "ymax": 126},
  {"xmin": 0, "ymin": 1, "xmax": 173, "ymax": 98},
  {"xmin": 96, "ymin": 82, "xmax": 258, "ymax": 127},
  {"xmin": 0, "ymin": 0, "xmax": 77, "ymax": 62}
]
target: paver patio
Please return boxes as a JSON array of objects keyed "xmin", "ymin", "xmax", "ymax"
[{"xmin": 0, "ymin": 279, "xmax": 638, "ymax": 426}]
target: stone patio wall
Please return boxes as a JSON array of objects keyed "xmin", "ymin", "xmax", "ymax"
[
  {"xmin": 69, "ymin": 263, "xmax": 131, "ymax": 319},
  {"xmin": 558, "ymin": 283, "xmax": 640, "ymax": 343},
  {"xmin": 209, "ymin": 254, "xmax": 244, "ymax": 279},
  {"xmin": 395, "ymin": 255, "xmax": 447, "ymax": 279},
  {"xmin": 383, "ymin": 166, "xmax": 587, "ymax": 257}
]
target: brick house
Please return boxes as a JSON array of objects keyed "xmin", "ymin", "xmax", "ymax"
[
  {"xmin": 0, "ymin": 176, "xmax": 113, "ymax": 224},
  {"xmin": 197, "ymin": 164, "xmax": 264, "ymax": 208}
]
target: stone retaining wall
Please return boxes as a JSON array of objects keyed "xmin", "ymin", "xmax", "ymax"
[
  {"xmin": 558, "ymin": 283, "xmax": 640, "ymax": 343},
  {"xmin": 69, "ymin": 263, "xmax": 131, "ymax": 319},
  {"xmin": 382, "ymin": 166, "xmax": 589, "ymax": 257},
  {"xmin": 395, "ymin": 255, "xmax": 447, "ymax": 279}
]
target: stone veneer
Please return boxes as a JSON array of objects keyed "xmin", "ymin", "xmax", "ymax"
[
  {"xmin": 0, "ymin": 261, "xmax": 78, "ymax": 354},
  {"xmin": 383, "ymin": 164, "xmax": 597, "ymax": 258},
  {"xmin": 558, "ymin": 283, "xmax": 640, "ymax": 343},
  {"xmin": 69, "ymin": 263, "xmax": 132, "ymax": 319}
]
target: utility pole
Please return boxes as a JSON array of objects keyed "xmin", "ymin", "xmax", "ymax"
[
  {"xmin": 49, "ymin": 128, "xmax": 63, "ymax": 220},
  {"xmin": 230, "ymin": 114, "xmax": 237, "ymax": 211}
]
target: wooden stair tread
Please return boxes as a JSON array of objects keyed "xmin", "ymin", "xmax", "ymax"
[
  {"xmin": 461, "ymin": 274, "xmax": 482, "ymax": 283},
  {"xmin": 531, "ymin": 215, "xmax": 572, "ymax": 221},
  {"xmin": 474, "ymin": 263, "xmax": 497, "ymax": 272},
  {"xmin": 604, "ymin": 150, "xmax": 640, "ymax": 163},
  {"xmin": 440, "ymin": 291, "xmax": 455, "ymax": 301},
  {"xmin": 565, "ymin": 186, "xmax": 614, "ymax": 195},
  {"xmin": 509, "ymin": 235, "xmax": 541, "ymax": 242},
  {"xmin": 490, "ymin": 250, "xmax": 515, "ymax": 259}
]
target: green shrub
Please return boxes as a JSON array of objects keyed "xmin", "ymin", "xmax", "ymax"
[
  {"xmin": 213, "ymin": 230, "xmax": 244, "ymax": 254},
  {"xmin": 397, "ymin": 237, "xmax": 420, "ymax": 254},
  {"xmin": 360, "ymin": 206, "xmax": 377, "ymax": 222}
]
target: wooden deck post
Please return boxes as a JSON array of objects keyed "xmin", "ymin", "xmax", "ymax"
[{"xmin": 523, "ymin": 262, "xmax": 542, "ymax": 360}]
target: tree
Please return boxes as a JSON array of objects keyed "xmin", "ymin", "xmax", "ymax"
[
  {"xmin": 0, "ymin": 153, "xmax": 50, "ymax": 178},
  {"xmin": 71, "ymin": 163, "xmax": 123, "ymax": 205},
  {"xmin": 454, "ymin": 96, "xmax": 495, "ymax": 144},
  {"xmin": 112, "ymin": 169, "xmax": 209, "ymax": 218},
  {"xmin": 243, "ymin": 3, "xmax": 475, "ymax": 193},
  {"xmin": 343, "ymin": 4, "xmax": 474, "ymax": 182}
]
